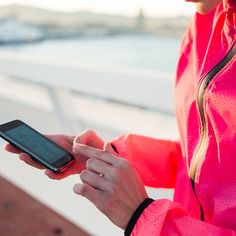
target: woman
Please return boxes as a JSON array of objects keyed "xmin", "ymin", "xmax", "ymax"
[{"xmin": 5, "ymin": 0, "xmax": 236, "ymax": 235}]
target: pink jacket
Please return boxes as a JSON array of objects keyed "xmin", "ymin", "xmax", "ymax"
[{"xmin": 112, "ymin": 1, "xmax": 236, "ymax": 235}]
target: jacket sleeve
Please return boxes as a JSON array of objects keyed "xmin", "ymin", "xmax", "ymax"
[
  {"xmin": 111, "ymin": 134, "xmax": 182, "ymax": 188},
  {"xmin": 130, "ymin": 199, "xmax": 236, "ymax": 236}
]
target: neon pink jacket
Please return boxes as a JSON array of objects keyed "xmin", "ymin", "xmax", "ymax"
[{"xmin": 112, "ymin": 1, "xmax": 236, "ymax": 235}]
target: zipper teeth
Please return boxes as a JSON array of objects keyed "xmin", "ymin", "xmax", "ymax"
[
  {"xmin": 189, "ymin": 43, "xmax": 236, "ymax": 181},
  {"xmin": 189, "ymin": 43, "xmax": 236, "ymax": 221},
  {"xmin": 189, "ymin": 78, "xmax": 208, "ymax": 180}
]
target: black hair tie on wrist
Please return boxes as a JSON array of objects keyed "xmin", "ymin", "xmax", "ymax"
[{"xmin": 124, "ymin": 198, "xmax": 154, "ymax": 236}]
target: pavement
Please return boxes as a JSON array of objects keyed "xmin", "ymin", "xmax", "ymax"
[{"xmin": 0, "ymin": 175, "xmax": 90, "ymax": 236}]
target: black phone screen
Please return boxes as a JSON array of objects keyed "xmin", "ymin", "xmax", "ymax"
[{"xmin": 6, "ymin": 124, "xmax": 68, "ymax": 165}]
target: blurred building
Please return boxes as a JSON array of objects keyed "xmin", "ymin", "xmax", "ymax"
[
  {"xmin": 136, "ymin": 9, "xmax": 146, "ymax": 32},
  {"xmin": 0, "ymin": 4, "xmax": 190, "ymax": 38},
  {"xmin": 0, "ymin": 18, "xmax": 43, "ymax": 44}
]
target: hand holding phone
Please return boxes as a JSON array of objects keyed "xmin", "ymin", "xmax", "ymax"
[
  {"xmin": 0, "ymin": 120, "xmax": 75, "ymax": 173},
  {"xmin": 2, "ymin": 120, "xmax": 106, "ymax": 179},
  {"xmin": 5, "ymin": 134, "xmax": 81, "ymax": 179}
]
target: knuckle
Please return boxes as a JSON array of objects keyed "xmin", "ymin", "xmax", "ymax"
[
  {"xmin": 94, "ymin": 150, "xmax": 102, "ymax": 158},
  {"xmin": 79, "ymin": 184, "xmax": 89, "ymax": 196},
  {"xmin": 80, "ymin": 170, "xmax": 88, "ymax": 181},
  {"xmin": 86, "ymin": 158, "xmax": 95, "ymax": 169},
  {"xmin": 117, "ymin": 159, "xmax": 130, "ymax": 170},
  {"xmin": 108, "ymin": 170, "xmax": 119, "ymax": 182}
]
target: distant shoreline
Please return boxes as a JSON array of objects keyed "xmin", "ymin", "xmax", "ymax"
[
  {"xmin": 0, "ymin": 4, "xmax": 191, "ymax": 39},
  {"xmin": 0, "ymin": 31, "xmax": 182, "ymax": 46}
]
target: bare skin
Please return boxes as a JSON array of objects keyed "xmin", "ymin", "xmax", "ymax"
[
  {"xmin": 186, "ymin": 0, "xmax": 222, "ymax": 14},
  {"xmin": 73, "ymin": 142, "xmax": 148, "ymax": 229},
  {"xmin": 5, "ymin": 131, "xmax": 148, "ymax": 229},
  {"xmin": 4, "ymin": 131, "xmax": 104, "ymax": 179}
]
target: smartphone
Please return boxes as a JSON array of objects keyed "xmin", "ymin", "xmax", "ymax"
[{"xmin": 0, "ymin": 120, "xmax": 74, "ymax": 173}]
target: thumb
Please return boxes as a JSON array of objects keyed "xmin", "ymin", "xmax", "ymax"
[
  {"xmin": 44, "ymin": 169, "xmax": 69, "ymax": 180},
  {"xmin": 74, "ymin": 130, "xmax": 95, "ymax": 145}
]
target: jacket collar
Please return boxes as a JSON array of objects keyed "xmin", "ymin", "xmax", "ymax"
[
  {"xmin": 223, "ymin": 0, "xmax": 236, "ymax": 36},
  {"xmin": 223, "ymin": 0, "xmax": 236, "ymax": 13}
]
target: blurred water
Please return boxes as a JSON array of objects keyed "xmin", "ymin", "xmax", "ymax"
[{"xmin": 0, "ymin": 35, "xmax": 181, "ymax": 73}]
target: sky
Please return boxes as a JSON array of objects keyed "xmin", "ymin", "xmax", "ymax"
[{"xmin": 0, "ymin": 0, "xmax": 196, "ymax": 17}]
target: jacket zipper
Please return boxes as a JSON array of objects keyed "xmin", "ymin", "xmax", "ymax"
[{"xmin": 189, "ymin": 42, "xmax": 236, "ymax": 221}]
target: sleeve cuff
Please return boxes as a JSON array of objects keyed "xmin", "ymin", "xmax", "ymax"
[
  {"xmin": 124, "ymin": 198, "xmax": 155, "ymax": 236},
  {"xmin": 111, "ymin": 143, "xmax": 119, "ymax": 154}
]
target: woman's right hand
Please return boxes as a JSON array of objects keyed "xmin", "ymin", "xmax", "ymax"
[{"xmin": 4, "ymin": 130, "xmax": 105, "ymax": 180}]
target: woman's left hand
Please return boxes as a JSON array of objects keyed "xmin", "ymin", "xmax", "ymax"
[{"xmin": 73, "ymin": 142, "xmax": 148, "ymax": 230}]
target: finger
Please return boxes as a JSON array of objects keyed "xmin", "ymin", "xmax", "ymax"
[
  {"xmin": 74, "ymin": 130, "xmax": 96, "ymax": 145},
  {"xmin": 73, "ymin": 144, "xmax": 117, "ymax": 165},
  {"xmin": 64, "ymin": 135, "xmax": 75, "ymax": 145},
  {"xmin": 86, "ymin": 158, "xmax": 113, "ymax": 178},
  {"xmin": 80, "ymin": 170, "xmax": 110, "ymax": 191},
  {"xmin": 19, "ymin": 153, "xmax": 45, "ymax": 169},
  {"xmin": 44, "ymin": 169, "xmax": 70, "ymax": 180},
  {"xmin": 74, "ymin": 130, "xmax": 104, "ymax": 149},
  {"xmin": 5, "ymin": 143, "xmax": 21, "ymax": 154},
  {"xmin": 73, "ymin": 183, "xmax": 101, "ymax": 204}
]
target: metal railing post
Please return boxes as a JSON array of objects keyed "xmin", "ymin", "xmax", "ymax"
[{"xmin": 47, "ymin": 86, "xmax": 85, "ymax": 134}]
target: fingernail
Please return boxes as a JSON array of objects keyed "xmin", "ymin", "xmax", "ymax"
[
  {"xmin": 73, "ymin": 183, "xmax": 81, "ymax": 194},
  {"xmin": 73, "ymin": 135, "xmax": 81, "ymax": 144}
]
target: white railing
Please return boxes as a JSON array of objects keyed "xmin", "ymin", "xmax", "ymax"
[{"xmin": 0, "ymin": 51, "xmax": 174, "ymax": 118}]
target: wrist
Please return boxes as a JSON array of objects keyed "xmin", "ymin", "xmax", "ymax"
[{"xmin": 124, "ymin": 198, "xmax": 154, "ymax": 236}]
